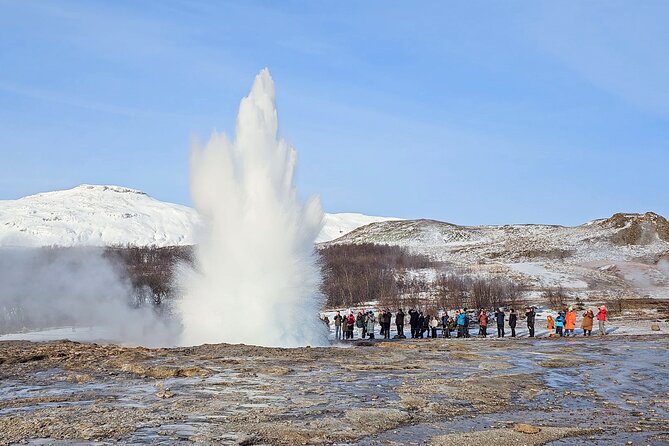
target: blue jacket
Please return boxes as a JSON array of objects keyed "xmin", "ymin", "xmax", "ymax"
[
  {"xmin": 457, "ymin": 313, "xmax": 466, "ymax": 326},
  {"xmin": 556, "ymin": 314, "xmax": 565, "ymax": 327}
]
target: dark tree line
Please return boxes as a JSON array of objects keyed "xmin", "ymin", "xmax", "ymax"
[
  {"xmin": 104, "ymin": 244, "xmax": 527, "ymax": 311},
  {"xmin": 103, "ymin": 245, "xmax": 193, "ymax": 305},
  {"xmin": 110, "ymin": 243, "xmax": 440, "ymax": 310}
]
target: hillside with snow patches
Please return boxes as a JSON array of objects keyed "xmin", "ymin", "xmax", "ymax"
[
  {"xmin": 326, "ymin": 215, "xmax": 669, "ymax": 299},
  {"xmin": 0, "ymin": 185, "xmax": 399, "ymax": 247},
  {"xmin": 2, "ymin": 185, "xmax": 668, "ymax": 299}
]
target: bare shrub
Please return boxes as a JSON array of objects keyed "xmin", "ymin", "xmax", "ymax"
[
  {"xmin": 318, "ymin": 243, "xmax": 434, "ymax": 308},
  {"xmin": 436, "ymin": 273, "xmax": 524, "ymax": 311},
  {"xmin": 544, "ymin": 286, "xmax": 568, "ymax": 310},
  {"xmin": 104, "ymin": 245, "xmax": 193, "ymax": 305}
]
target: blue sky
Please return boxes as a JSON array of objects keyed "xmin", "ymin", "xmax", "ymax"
[{"xmin": 1, "ymin": 0, "xmax": 668, "ymax": 225}]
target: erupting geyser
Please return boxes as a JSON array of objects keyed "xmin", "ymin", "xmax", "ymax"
[{"xmin": 177, "ymin": 69, "xmax": 327, "ymax": 347}]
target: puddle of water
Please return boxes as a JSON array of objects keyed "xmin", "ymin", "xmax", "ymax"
[{"xmin": 350, "ymin": 337, "xmax": 669, "ymax": 445}]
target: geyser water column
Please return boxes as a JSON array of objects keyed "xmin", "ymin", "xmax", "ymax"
[{"xmin": 177, "ymin": 69, "xmax": 328, "ymax": 347}]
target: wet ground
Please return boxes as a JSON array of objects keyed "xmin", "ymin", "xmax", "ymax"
[{"xmin": 0, "ymin": 335, "xmax": 668, "ymax": 445}]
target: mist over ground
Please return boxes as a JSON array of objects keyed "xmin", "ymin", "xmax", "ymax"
[{"xmin": 0, "ymin": 247, "xmax": 179, "ymax": 346}]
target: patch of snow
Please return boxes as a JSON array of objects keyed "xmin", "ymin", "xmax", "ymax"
[
  {"xmin": 507, "ymin": 262, "xmax": 589, "ymax": 289},
  {"xmin": 404, "ymin": 268, "xmax": 439, "ymax": 283},
  {"xmin": 0, "ymin": 326, "xmax": 131, "ymax": 344}
]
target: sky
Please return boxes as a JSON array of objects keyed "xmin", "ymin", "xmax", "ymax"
[{"xmin": 1, "ymin": 0, "xmax": 668, "ymax": 226}]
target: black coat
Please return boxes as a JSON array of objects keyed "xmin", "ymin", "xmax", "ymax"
[
  {"xmin": 383, "ymin": 312, "xmax": 392, "ymax": 325},
  {"xmin": 396, "ymin": 311, "xmax": 405, "ymax": 325},
  {"xmin": 509, "ymin": 312, "xmax": 517, "ymax": 328},
  {"xmin": 409, "ymin": 310, "xmax": 419, "ymax": 326},
  {"xmin": 495, "ymin": 311, "xmax": 505, "ymax": 326},
  {"xmin": 525, "ymin": 310, "xmax": 536, "ymax": 326}
]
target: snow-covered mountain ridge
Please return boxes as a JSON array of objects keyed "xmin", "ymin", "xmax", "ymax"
[
  {"xmin": 0, "ymin": 185, "xmax": 398, "ymax": 247},
  {"xmin": 328, "ymin": 214, "xmax": 669, "ymax": 261},
  {"xmin": 326, "ymin": 214, "xmax": 669, "ymax": 298}
]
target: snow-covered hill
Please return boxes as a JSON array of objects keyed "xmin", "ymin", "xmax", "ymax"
[
  {"xmin": 0, "ymin": 185, "xmax": 399, "ymax": 247},
  {"xmin": 0, "ymin": 185, "xmax": 200, "ymax": 247},
  {"xmin": 326, "ymin": 214, "xmax": 669, "ymax": 298}
]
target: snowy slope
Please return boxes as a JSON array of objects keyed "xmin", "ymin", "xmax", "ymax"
[
  {"xmin": 0, "ymin": 185, "xmax": 201, "ymax": 247},
  {"xmin": 0, "ymin": 185, "xmax": 399, "ymax": 247},
  {"xmin": 318, "ymin": 213, "xmax": 400, "ymax": 243},
  {"xmin": 329, "ymin": 216, "xmax": 669, "ymax": 264},
  {"xmin": 327, "ymin": 215, "xmax": 669, "ymax": 296}
]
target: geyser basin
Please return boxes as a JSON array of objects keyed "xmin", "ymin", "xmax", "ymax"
[{"xmin": 177, "ymin": 69, "xmax": 327, "ymax": 348}]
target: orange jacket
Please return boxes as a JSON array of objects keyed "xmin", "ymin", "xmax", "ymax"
[
  {"xmin": 547, "ymin": 316, "xmax": 555, "ymax": 329},
  {"xmin": 565, "ymin": 311, "xmax": 577, "ymax": 330}
]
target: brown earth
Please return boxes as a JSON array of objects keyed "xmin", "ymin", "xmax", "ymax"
[{"xmin": 0, "ymin": 336, "xmax": 668, "ymax": 445}]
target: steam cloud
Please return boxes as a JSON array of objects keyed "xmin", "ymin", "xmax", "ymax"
[
  {"xmin": 176, "ymin": 69, "xmax": 327, "ymax": 347},
  {"xmin": 0, "ymin": 248, "xmax": 178, "ymax": 346}
]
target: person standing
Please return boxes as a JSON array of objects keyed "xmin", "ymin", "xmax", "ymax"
[
  {"xmin": 525, "ymin": 307, "xmax": 536, "ymax": 338},
  {"xmin": 582, "ymin": 308, "xmax": 594, "ymax": 336},
  {"xmin": 441, "ymin": 312, "xmax": 451, "ymax": 338},
  {"xmin": 396, "ymin": 308, "xmax": 405, "ymax": 339},
  {"xmin": 495, "ymin": 308, "xmax": 505, "ymax": 338},
  {"xmin": 409, "ymin": 309, "xmax": 419, "ymax": 339},
  {"xmin": 429, "ymin": 315, "xmax": 439, "ymax": 338},
  {"xmin": 382, "ymin": 309, "xmax": 389, "ymax": 338},
  {"xmin": 365, "ymin": 311, "xmax": 376, "ymax": 340},
  {"xmin": 547, "ymin": 315, "xmax": 555, "ymax": 337},
  {"xmin": 418, "ymin": 312, "xmax": 427, "ymax": 338},
  {"xmin": 564, "ymin": 306, "xmax": 577, "ymax": 336},
  {"xmin": 383, "ymin": 309, "xmax": 393, "ymax": 339},
  {"xmin": 356, "ymin": 311, "xmax": 366, "ymax": 338},
  {"xmin": 347, "ymin": 313, "xmax": 356, "ymax": 339},
  {"xmin": 448, "ymin": 314, "xmax": 457, "ymax": 337},
  {"xmin": 456, "ymin": 310, "xmax": 466, "ymax": 338},
  {"xmin": 463, "ymin": 308, "xmax": 471, "ymax": 338},
  {"xmin": 334, "ymin": 311, "xmax": 343, "ymax": 340},
  {"xmin": 509, "ymin": 308, "xmax": 517, "ymax": 337},
  {"xmin": 378, "ymin": 310, "xmax": 385, "ymax": 338},
  {"xmin": 478, "ymin": 309, "xmax": 488, "ymax": 337},
  {"xmin": 343, "ymin": 314, "xmax": 349, "ymax": 339},
  {"xmin": 597, "ymin": 305, "xmax": 607, "ymax": 335},
  {"xmin": 555, "ymin": 311, "xmax": 565, "ymax": 337}
]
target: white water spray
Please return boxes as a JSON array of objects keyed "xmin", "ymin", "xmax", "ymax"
[{"xmin": 177, "ymin": 69, "xmax": 327, "ymax": 347}]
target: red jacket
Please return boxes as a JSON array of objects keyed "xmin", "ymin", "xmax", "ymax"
[{"xmin": 597, "ymin": 308, "xmax": 607, "ymax": 321}]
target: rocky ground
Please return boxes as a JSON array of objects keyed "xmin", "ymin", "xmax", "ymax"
[{"xmin": 1, "ymin": 335, "xmax": 668, "ymax": 445}]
